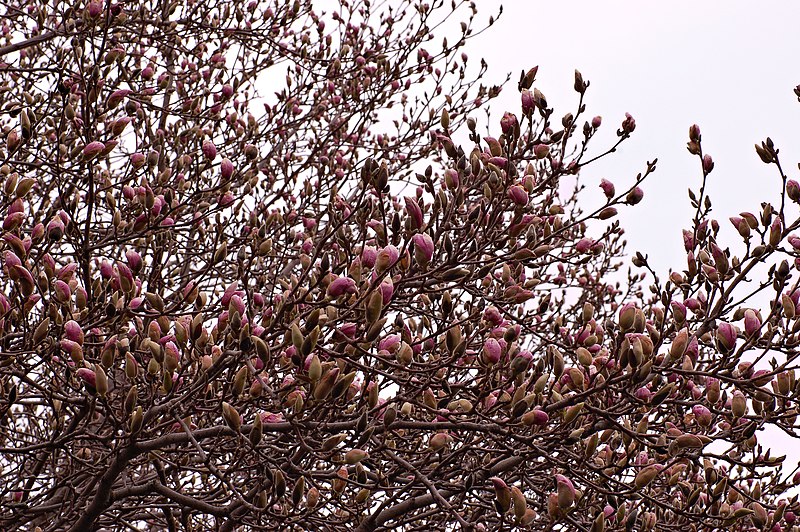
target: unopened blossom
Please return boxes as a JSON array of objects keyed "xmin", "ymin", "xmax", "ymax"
[
  {"xmin": 327, "ymin": 276, "xmax": 357, "ymax": 297},
  {"xmin": 412, "ymin": 233, "xmax": 434, "ymax": 266}
]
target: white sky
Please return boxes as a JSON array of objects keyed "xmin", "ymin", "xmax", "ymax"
[{"xmin": 469, "ymin": 1, "xmax": 800, "ymax": 274}]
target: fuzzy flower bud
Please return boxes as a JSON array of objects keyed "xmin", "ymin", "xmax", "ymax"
[
  {"xmin": 82, "ymin": 141, "xmax": 105, "ymax": 161},
  {"xmin": 202, "ymin": 140, "xmax": 217, "ymax": 160},
  {"xmin": 716, "ymin": 322, "xmax": 737, "ymax": 353},
  {"xmin": 599, "ymin": 179, "xmax": 615, "ymax": 199},
  {"xmin": 621, "ymin": 112, "xmax": 636, "ymax": 134},
  {"xmin": 508, "ymin": 185, "xmax": 528, "ymax": 206},
  {"xmin": 482, "ymin": 338, "xmax": 502, "ymax": 365},
  {"xmin": 412, "ymin": 233, "xmax": 434, "ymax": 267},
  {"xmin": 327, "ymin": 276, "xmax": 356, "ymax": 298}
]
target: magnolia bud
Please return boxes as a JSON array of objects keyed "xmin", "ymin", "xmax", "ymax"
[{"xmin": 490, "ymin": 477, "xmax": 511, "ymax": 513}]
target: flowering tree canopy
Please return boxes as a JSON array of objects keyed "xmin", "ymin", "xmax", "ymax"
[{"xmin": 2, "ymin": 0, "xmax": 800, "ymax": 530}]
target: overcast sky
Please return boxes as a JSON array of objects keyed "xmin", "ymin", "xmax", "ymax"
[{"xmin": 467, "ymin": 1, "xmax": 800, "ymax": 275}]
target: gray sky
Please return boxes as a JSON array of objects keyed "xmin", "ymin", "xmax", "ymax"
[{"xmin": 469, "ymin": 1, "xmax": 800, "ymax": 275}]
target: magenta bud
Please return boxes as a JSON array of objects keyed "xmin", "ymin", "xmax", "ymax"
[
  {"xmin": 64, "ymin": 320, "xmax": 84, "ymax": 344},
  {"xmin": 220, "ymin": 159, "xmax": 234, "ymax": 180},
  {"xmin": 508, "ymin": 185, "xmax": 529, "ymax": 206},
  {"xmin": 378, "ymin": 334, "xmax": 400, "ymax": 353},
  {"xmin": 327, "ymin": 276, "xmax": 357, "ymax": 298},
  {"xmin": 716, "ymin": 322, "xmax": 737, "ymax": 352},
  {"xmin": 375, "ymin": 245, "xmax": 399, "ymax": 273},
  {"xmin": 689, "ymin": 124, "xmax": 701, "ymax": 142},
  {"xmin": 130, "ymin": 152, "xmax": 146, "ymax": 168},
  {"xmin": 500, "ymin": 112, "xmax": 518, "ymax": 136},
  {"xmin": 106, "ymin": 89, "xmax": 131, "ymax": 108},
  {"xmin": 404, "ymin": 196, "xmax": 424, "ymax": 230},
  {"xmin": 4, "ymin": 251, "xmax": 21, "ymax": 270},
  {"xmin": 221, "ymin": 84, "xmax": 234, "ymax": 98},
  {"xmin": 31, "ymin": 223, "xmax": 45, "ymax": 241},
  {"xmin": 575, "ymin": 238, "xmax": 593, "ymax": 254},
  {"xmin": 533, "ymin": 144, "xmax": 549, "ymax": 159},
  {"xmin": 360, "ymin": 246, "xmax": 377, "ymax": 268},
  {"xmin": 82, "ymin": 141, "xmax": 105, "ymax": 160},
  {"xmin": 482, "ymin": 338, "xmax": 502, "ymax": 365},
  {"xmin": 618, "ymin": 302, "xmax": 636, "ymax": 331},
  {"xmin": 3, "ymin": 212, "xmax": 23, "ymax": 231},
  {"xmin": 126, "ymin": 250, "xmax": 142, "ymax": 272},
  {"xmin": 46, "ymin": 217, "xmax": 65, "ymax": 240},
  {"xmin": 744, "ymin": 309, "xmax": 761, "ymax": 338},
  {"xmin": 591, "ymin": 115, "xmax": 602, "ymax": 128},
  {"xmin": 521, "ymin": 89, "xmax": 535, "ymax": 115},
  {"xmin": 444, "ymin": 168, "xmax": 460, "ymax": 189},
  {"xmin": 692, "ymin": 404, "xmax": 712, "ymax": 427},
  {"xmin": 75, "ymin": 367, "xmax": 96, "ymax": 388},
  {"xmin": 634, "ymin": 387, "xmax": 652, "ymax": 402},
  {"xmin": 788, "ymin": 180, "xmax": 800, "ymax": 202},
  {"xmin": 528, "ymin": 408, "xmax": 549, "ymax": 426},
  {"xmin": 54, "ymin": 279, "xmax": 71, "ymax": 303},
  {"xmin": 621, "ymin": 112, "xmax": 636, "ymax": 134},
  {"xmin": 626, "ymin": 186, "xmax": 644, "ymax": 205},
  {"xmin": 599, "ymin": 179, "xmax": 615, "ymax": 199},
  {"xmin": 202, "ymin": 140, "xmax": 217, "ymax": 160},
  {"xmin": 702, "ymin": 154, "xmax": 714, "ymax": 173},
  {"xmin": 484, "ymin": 306, "xmax": 502, "ymax": 325},
  {"xmin": 412, "ymin": 233, "xmax": 434, "ymax": 266},
  {"xmin": 111, "ymin": 116, "xmax": 131, "ymax": 136},
  {"xmin": 378, "ymin": 277, "xmax": 394, "ymax": 306}
]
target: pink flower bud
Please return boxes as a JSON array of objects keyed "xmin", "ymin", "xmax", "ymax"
[
  {"xmin": 45, "ymin": 217, "xmax": 65, "ymax": 241},
  {"xmin": 508, "ymin": 185, "xmax": 528, "ymax": 206},
  {"xmin": 689, "ymin": 124, "xmax": 701, "ymax": 142},
  {"xmin": 106, "ymin": 89, "xmax": 131, "ymax": 108},
  {"xmin": 404, "ymin": 196, "xmax": 424, "ymax": 230},
  {"xmin": 599, "ymin": 179, "xmax": 615, "ymax": 199},
  {"xmin": 702, "ymin": 154, "xmax": 714, "ymax": 173},
  {"xmin": 379, "ymin": 334, "xmax": 401, "ymax": 353},
  {"xmin": 788, "ymin": 180, "xmax": 800, "ymax": 202},
  {"xmin": 575, "ymin": 238, "xmax": 593, "ymax": 254},
  {"xmin": 327, "ymin": 276, "xmax": 357, "ymax": 297},
  {"xmin": 500, "ymin": 112, "xmax": 518, "ymax": 135},
  {"xmin": 54, "ymin": 279, "xmax": 71, "ymax": 303},
  {"xmin": 521, "ymin": 89, "xmax": 535, "ymax": 115},
  {"xmin": 375, "ymin": 245, "xmax": 399, "ymax": 272},
  {"xmin": 82, "ymin": 141, "xmax": 105, "ymax": 160},
  {"xmin": 716, "ymin": 322, "xmax": 737, "ymax": 352},
  {"xmin": 202, "ymin": 140, "xmax": 217, "ymax": 160},
  {"xmin": 533, "ymin": 144, "xmax": 550, "ymax": 159},
  {"xmin": 618, "ymin": 302, "xmax": 636, "ymax": 331},
  {"xmin": 744, "ymin": 309, "xmax": 761, "ymax": 338},
  {"xmin": 130, "ymin": 152, "xmax": 146, "ymax": 168},
  {"xmin": 443, "ymin": 168, "xmax": 460, "ymax": 189},
  {"xmin": 360, "ymin": 246, "xmax": 377, "ymax": 268},
  {"xmin": 591, "ymin": 115, "xmax": 602, "ymax": 128},
  {"xmin": 3, "ymin": 251, "xmax": 21, "ymax": 270},
  {"xmin": 626, "ymin": 186, "xmax": 644, "ymax": 205},
  {"xmin": 482, "ymin": 338, "xmax": 502, "ymax": 365},
  {"xmin": 75, "ymin": 367, "xmax": 96, "ymax": 388},
  {"xmin": 412, "ymin": 233, "xmax": 434, "ymax": 266},
  {"xmin": 621, "ymin": 112, "xmax": 636, "ymax": 134},
  {"xmin": 634, "ymin": 386, "xmax": 652, "ymax": 402},
  {"xmin": 692, "ymin": 404, "xmax": 712, "ymax": 427},
  {"xmin": 64, "ymin": 320, "xmax": 84, "ymax": 344},
  {"xmin": 126, "ymin": 250, "xmax": 142, "ymax": 272},
  {"xmin": 220, "ymin": 159, "xmax": 234, "ymax": 180},
  {"xmin": 379, "ymin": 277, "xmax": 394, "ymax": 304}
]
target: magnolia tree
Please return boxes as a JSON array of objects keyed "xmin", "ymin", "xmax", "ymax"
[{"xmin": 2, "ymin": 0, "xmax": 800, "ymax": 530}]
